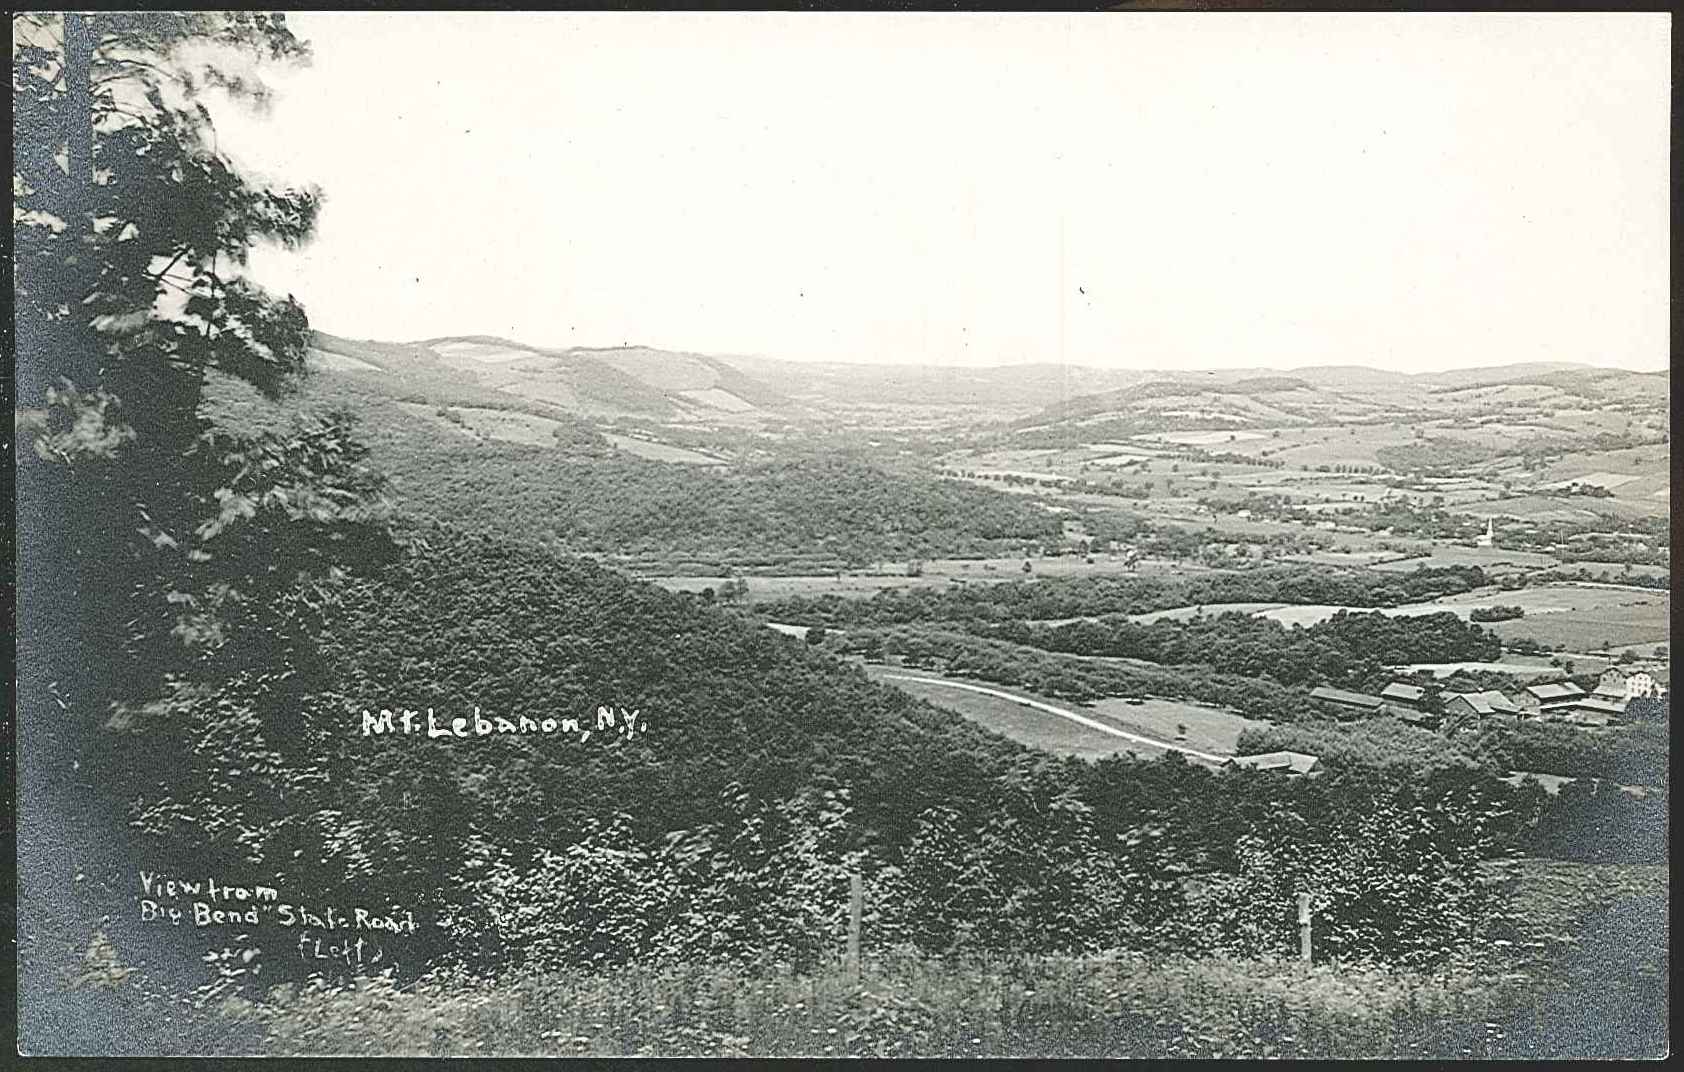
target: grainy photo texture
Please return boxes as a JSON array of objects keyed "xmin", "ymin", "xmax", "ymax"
[{"xmin": 12, "ymin": 9, "xmax": 1670, "ymax": 1059}]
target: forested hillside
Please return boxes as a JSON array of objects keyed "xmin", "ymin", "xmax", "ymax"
[
  {"xmin": 100, "ymin": 524, "xmax": 1592, "ymax": 982},
  {"xmin": 107, "ymin": 527, "xmax": 1038, "ymax": 960},
  {"xmin": 270, "ymin": 370, "xmax": 1066, "ymax": 569}
]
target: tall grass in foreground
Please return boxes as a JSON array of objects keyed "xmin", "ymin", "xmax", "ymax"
[{"xmin": 213, "ymin": 948, "xmax": 1664, "ymax": 1059}]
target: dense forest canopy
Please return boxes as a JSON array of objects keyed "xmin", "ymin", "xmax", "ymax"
[
  {"xmin": 755, "ymin": 563, "xmax": 1493, "ymax": 627},
  {"xmin": 976, "ymin": 608, "xmax": 1501, "ymax": 689}
]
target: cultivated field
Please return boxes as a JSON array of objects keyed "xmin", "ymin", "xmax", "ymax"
[
  {"xmin": 863, "ymin": 665, "xmax": 1249, "ymax": 763},
  {"xmin": 452, "ymin": 406, "xmax": 564, "ymax": 446},
  {"xmin": 1470, "ymin": 586, "xmax": 1667, "ymax": 654},
  {"xmin": 393, "ymin": 401, "xmax": 480, "ymax": 440},
  {"xmin": 865, "ymin": 667, "xmax": 1145, "ymax": 760},
  {"xmin": 307, "ymin": 346, "xmax": 384, "ymax": 374},
  {"xmin": 1484, "ymin": 616, "xmax": 1669, "ymax": 656},
  {"xmin": 1396, "ymin": 659, "xmax": 1563, "ymax": 679},
  {"xmin": 603, "ymin": 434, "xmax": 725, "ymax": 465},
  {"xmin": 1085, "ymin": 696, "xmax": 1268, "ymax": 756}
]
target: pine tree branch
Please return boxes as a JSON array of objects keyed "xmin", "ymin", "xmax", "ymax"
[{"xmin": 150, "ymin": 246, "xmax": 192, "ymax": 284}]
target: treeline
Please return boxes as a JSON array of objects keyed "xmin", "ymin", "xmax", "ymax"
[
  {"xmin": 1235, "ymin": 719, "xmax": 1491, "ymax": 776},
  {"xmin": 754, "ymin": 563, "xmax": 1493, "ymax": 628},
  {"xmin": 1375, "ymin": 439, "xmax": 1506, "ymax": 475},
  {"xmin": 1127, "ymin": 523, "xmax": 1331, "ymax": 563},
  {"xmin": 974, "ymin": 610, "xmax": 1500, "ymax": 689},
  {"xmin": 1530, "ymin": 566, "xmax": 1668, "ymax": 589},
  {"xmin": 1469, "ymin": 604, "xmax": 1524, "ymax": 622},
  {"xmin": 437, "ymin": 763, "xmax": 1532, "ymax": 976},
  {"xmin": 1486, "ymin": 514, "xmax": 1671, "ymax": 570},
  {"xmin": 1198, "ymin": 492, "xmax": 1315, "ymax": 523},
  {"xmin": 1512, "ymin": 777, "xmax": 1667, "ymax": 864},
  {"xmin": 863, "ymin": 628, "xmax": 1327, "ymax": 721},
  {"xmin": 1236, "ymin": 719, "xmax": 1666, "ymax": 864},
  {"xmin": 1373, "ymin": 430, "xmax": 1664, "ymax": 477},
  {"xmin": 228, "ymin": 928, "xmax": 1670, "ymax": 1058},
  {"xmin": 1471, "ymin": 721, "xmax": 1668, "ymax": 788}
]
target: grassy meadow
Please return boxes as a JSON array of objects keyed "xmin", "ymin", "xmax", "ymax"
[{"xmin": 863, "ymin": 664, "xmax": 1262, "ymax": 760}]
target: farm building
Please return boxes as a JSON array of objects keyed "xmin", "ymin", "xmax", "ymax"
[
  {"xmin": 1445, "ymin": 690, "xmax": 1519, "ymax": 718},
  {"xmin": 1629, "ymin": 670, "xmax": 1669, "ymax": 699},
  {"xmin": 1442, "ymin": 690, "xmax": 1520, "ymax": 734},
  {"xmin": 1309, "ymin": 685, "xmax": 1386, "ymax": 715},
  {"xmin": 1598, "ymin": 666, "xmax": 1669, "ymax": 700},
  {"xmin": 1379, "ymin": 682, "xmax": 1428, "ymax": 708},
  {"xmin": 1518, "ymin": 681, "xmax": 1586, "ymax": 716},
  {"xmin": 1563, "ymin": 695, "xmax": 1628, "ymax": 726},
  {"xmin": 1226, "ymin": 751, "xmax": 1323, "ymax": 777}
]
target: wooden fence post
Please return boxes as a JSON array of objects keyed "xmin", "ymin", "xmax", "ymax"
[
  {"xmin": 1298, "ymin": 892, "xmax": 1313, "ymax": 964},
  {"xmin": 848, "ymin": 872, "xmax": 863, "ymax": 983}
]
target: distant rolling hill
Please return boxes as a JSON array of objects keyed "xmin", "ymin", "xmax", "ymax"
[
  {"xmin": 310, "ymin": 332, "xmax": 791, "ymax": 423},
  {"xmin": 305, "ymin": 329, "xmax": 1666, "ymax": 444},
  {"xmin": 714, "ymin": 355, "xmax": 1155, "ymax": 411},
  {"xmin": 1012, "ymin": 363, "xmax": 1668, "ymax": 434}
]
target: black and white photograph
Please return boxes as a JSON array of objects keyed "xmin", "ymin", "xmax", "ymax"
[{"xmin": 12, "ymin": 8, "xmax": 1671, "ymax": 1059}]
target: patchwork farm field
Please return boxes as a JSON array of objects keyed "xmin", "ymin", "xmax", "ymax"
[
  {"xmin": 1485, "ymin": 616, "xmax": 1669, "ymax": 657},
  {"xmin": 452, "ymin": 406, "xmax": 565, "ymax": 446},
  {"xmin": 1075, "ymin": 584, "xmax": 1669, "ymax": 660},
  {"xmin": 1474, "ymin": 586, "xmax": 1668, "ymax": 655},
  {"xmin": 1203, "ymin": 423, "xmax": 1419, "ymax": 467},
  {"xmin": 1388, "ymin": 584, "xmax": 1668, "ymax": 656},
  {"xmin": 1449, "ymin": 495, "xmax": 1664, "ymax": 523}
]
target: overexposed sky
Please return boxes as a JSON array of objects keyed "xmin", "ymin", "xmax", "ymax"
[{"xmin": 210, "ymin": 12, "xmax": 1670, "ymax": 371}]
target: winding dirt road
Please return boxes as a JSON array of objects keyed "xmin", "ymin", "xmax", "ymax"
[{"xmin": 881, "ymin": 673, "xmax": 1230, "ymax": 766}]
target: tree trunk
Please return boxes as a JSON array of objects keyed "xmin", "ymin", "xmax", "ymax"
[
  {"xmin": 63, "ymin": 12, "xmax": 96, "ymax": 226},
  {"xmin": 61, "ymin": 12, "xmax": 100, "ymax": 388}
]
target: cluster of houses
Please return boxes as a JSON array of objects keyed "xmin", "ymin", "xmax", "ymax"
[
  {"xmin": 1307, "ymin": 664, "xmax": 1668, "ymax": 733},
  {"xmin": 1230, "ymin": 664, "xmax": 1670, "ymax": 776}
]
